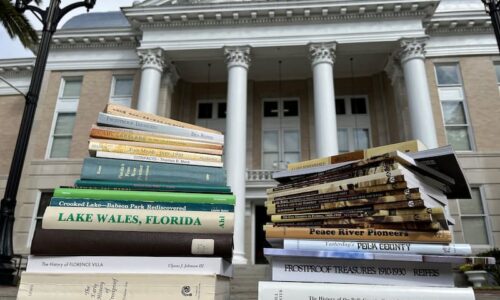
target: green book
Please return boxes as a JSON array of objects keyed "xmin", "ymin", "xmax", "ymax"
[
  {"xmin": 53, "ymin": 188, "xmax": 235, "ymax": 205},
  {"xmin": 74, "ymin": 179, "xmax": 232, "ymax": 194}
]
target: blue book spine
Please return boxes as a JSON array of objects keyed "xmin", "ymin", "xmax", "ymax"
[{"xmin": 50, "ymin": 198, "xmax": 235, "ymax": 212}]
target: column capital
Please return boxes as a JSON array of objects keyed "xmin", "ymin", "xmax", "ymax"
[
  {"xmin": 309, "ymin": 42, "xmax": 337, "ymax": 66},
  {"xmin": 384, "ymin": 55, "xmax": 404, "ymax": 86},
  {"xmin": 398, "ymin": 38, "xmax": 428, "ymax": 63},
  {"xmin": 137, "ymin": 48, "xmax": 165, "ymax": 72},
  {"xmin": 224, "ymin": 46, "xmax": 251, "ymax": 69}
]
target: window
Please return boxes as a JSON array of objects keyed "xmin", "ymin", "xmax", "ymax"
[
  {"xmin": 47, "ymin": 77, "xmax": 82, "ymax": 159},
  {"xmin": 335, "ymin": 96, "xmax": 371, "ymax": 153},
  {"xmin": 195, "ymin": 100, "xmax": 226, "ymax": 133},
  {"xmin": 110, "ymin": 75, "xmax": 134, "ymax": 107},
  {"xmin": 458, "ymin": 187, "xmax": 492, "ymax": 246},
  {"xmin": 434, "ymin": 64, "xmax": 474, "ymax": 151},
  {"xmin": 28, "ymin": 191, "xmax": 53, "ymax": 247},
  {"xmin": 494, "ymin": 63, "xmax": 500, "ymax": 94}
]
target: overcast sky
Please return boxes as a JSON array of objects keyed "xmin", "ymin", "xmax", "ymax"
[{"xmin": 0, "ymin": 0, "xmax": 136, "ymax": 59}]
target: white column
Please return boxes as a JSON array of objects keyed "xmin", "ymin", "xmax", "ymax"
[
  {"xmin": 224, "ymin": 46, "xmax": 251, "ymax": 264},
  {"xmin": 384, "ymin": 56, "xmax": 411, "ymax": 141},
  {"xmin": 159, "ymin": 66, "xmax": 179, "ymax": 118},
  {"xmin": 137, "ymin": 48, "xmax": 164, "ymax": 114},
  {"xmin": 310, "ymin": 43, "xmax": 338, "ymax": 157},
  {"xmin": 399, "ymin": 38, "xmax": 438, "ymax": 149}
]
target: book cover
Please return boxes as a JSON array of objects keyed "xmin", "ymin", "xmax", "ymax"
[
  {"xmin": 97, "ymin": 112, "xmax": 224, "ymax": 144},
  {"xmin": 27, "ymin": 256, "xmax": 233, "ymax": 277},
  {"xmin": 258, "ymin": 281, "xmax": 474, "ymax": 300},
  {"xmin": 53, "ymin": 188, "xmax": 235, "ymax": 205},
  {"xmin": 96, "ymin": 151, "xmax": 224, "ymax": 168},
  {"xmin": 81, "ymin": 157, "xmax": 227, "ymax": 186},
  {"xmin": 18, "ymin": 272, "xmax": 230, "ymax": 300},
  {"xmin": 42, "ymin": 207, "xmax": 234, "ymax": 234}
]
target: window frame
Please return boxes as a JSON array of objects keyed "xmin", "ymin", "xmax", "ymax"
[
  {"xmin": 109, "ymin": 74, "xmax": 134, "ymax": 107},
  {"xmin": 457, "ymin": 186, "xmax": 494, "ymax": 247},
  {"xmin": 335, "ymin": 95, "xmax": 372, "ymax": 153}
]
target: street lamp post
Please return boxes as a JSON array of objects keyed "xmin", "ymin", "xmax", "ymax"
[
  {"xmin": 483, "ymin": 0, "xmax": 500, "ymax": 53},
  {"xmin": 0, "ymin": 0, "xmax": 96, "ymax": 285}
]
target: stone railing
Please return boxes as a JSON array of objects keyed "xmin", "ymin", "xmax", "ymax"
[{"xmin": 245, "ymin": 169, "xmax": 276, "ymax": 182}]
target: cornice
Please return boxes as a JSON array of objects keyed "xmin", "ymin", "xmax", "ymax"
[
  {"xmin": 0, "ymin": 58, "xmax": 35, "ymax": 75},
  {"xmin": 426, "ymin": 10, "xmax": 492, "ymax": 35}
]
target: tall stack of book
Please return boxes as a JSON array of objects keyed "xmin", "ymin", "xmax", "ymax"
[
  {"xmin": 258, "ymin": 141, "xmax": 495, "ymax": 300},
  {"xmin": 18, "ymin": 104, "xmax": 234, "ymax": 300}
]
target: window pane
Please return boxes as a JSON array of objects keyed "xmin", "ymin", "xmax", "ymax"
[
  {"xmin": 198, "ymin": 103, "xmax": 212, "ymax": 119},
  {"xmin": 459, "ymin": 188, "xmax": 484, "ymax": 214},
  {"xmin": 337, "ymin": 129, "xmax": 349, "ymax": 153},
  {"xmin": 50, "ymin": 136, "xmax": 72, "ymax": 158},
  {"xmin": 263, "ymin": 153, "xmax": 279, "ymax": 170},
  {"xmin": 354, "ymin": 128, "xmax": 370, "ymax": 150},
  {"xmin": 436, "ymin": 65, "xmax": 460, "ymax": 85},
  {"xmin": 54, "ymin": 113, "xmax": 76, "ymax": 135},
  {"xmin": 442, "ymin": 101, "xmax": 467, "ymax": 125},
  {"xmin": 62, "ymin": 79, "xmax": 82, "ymax": 98},
  {"xmin": 446, "ymin": 127, "xmax": 471, "ymax": 151},
  {"xmin": 283, "ymin": 100, "xmax": 299, "ymax": 117},
  {"xmin": 284, "ymin": 153, "xmax": 300, "ymax": 165},
  {"xmin": 283, "ymin": 130, "xmax": 300, "ymax": 152},
  {"xmin": 496, "ymin": 65, "xmax": 500, "ymax": 83},
  {"xmin": 351, "ymin": 98, "xmax": 367, "ymax": 114},
  {"xmin": 217, "ymin": 102, "xmax": 227, "ymax": 119},
  {"xmin": 336, "ymin": 99, "xmax": 346, "ymax": 115},
  {"xmin": 264, "ymin": 101, "xmax": 278, "ymax": 117},
  {"xmin": 113, "ymin": 77, "xmax": 133, "ymax": 96},
  {"xmin": 462, "ymin": 217, "xmax": 489, "ymax": 245},
  {"xmin": 263, "ymin": 131, "xmax": 279, "ymax": 152}
]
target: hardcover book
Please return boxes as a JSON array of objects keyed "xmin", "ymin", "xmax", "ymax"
[{"xmin": 96, "ymin": 150, "xmax": 223, "ymax": 167}]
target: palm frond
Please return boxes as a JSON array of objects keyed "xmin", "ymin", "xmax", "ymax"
[{"xmin": 0, "ymin": 0, "xmax": 39, "ymax": 47}]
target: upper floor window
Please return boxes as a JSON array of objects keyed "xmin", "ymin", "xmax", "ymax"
[
  {"xmin": 434, "ymin": 63, "xmax": 474, "ymax": 151},
  {"xmin": 458, "ymin": 187, "xmax": 492, "ymax": 246},
  {"xmin": 110, "ymin": 75, "xmax": 133, "ymax": 107}
]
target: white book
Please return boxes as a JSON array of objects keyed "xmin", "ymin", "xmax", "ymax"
[
  {"xmin": 96, "ymin": 151, "xmax": 224, "ymax": 167},
  {"xmin": 258, "ymin": 281, "xmax": 475, "ymax": 300},
  {"xmin": 270, "ymin": 256, "xmax": 454, "ymax": 287},
  {"xmin": 26, "ymin": 256, "xmax": 233, "ymax": 277},
  {"xmin": 283, "ymin": 240, "xmax": 472, "ymax": 256},
  {"xmin": 97, "ymin": 112, "xmax": 224, "ymax": 144}
]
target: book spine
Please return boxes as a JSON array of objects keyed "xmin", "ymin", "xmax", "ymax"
[
  {"xmin": 105, "ymin": 103, "xmax": 222, "ymax": 135},
  {"xmin": 31, "ymin": 225, "xmax": 233, "ymax": 258},
  {"xmin": 264, "ymin": 226, "xmax": 452, "ymax": 243},
  {"xmin": 271, "ymin": 211, "xmax": 372, "ymax": 223},
  {"xmin": 97, "ymin": 112, "xmax": 224, "ymax": 143},
  {"xmin": 53, "ymin": 188, "xmax": 235, "ymax": 205},
  {"xmin": 272, "ymin": 213, "xmax": 431, "ymax": 224},
  {"xmin": 50, "ymin": 198, "xmax": 235, "ymax": 212},
  {"xmin": 89, "ymin": 140, "xmax": 222, "ymax": 163},
  {"xmin": 27, "ymin": 256, "xmax": 231, "ymax": 277},
  {"xmin": 270, "ymin": 257, "xmax": 454, "ymax": 287},
  {"xmin": 258, "ymin": 282, "xmax": 474, "ymax": 300},
  {"xmin": 74, "ymin": 179, "xmax": 232, "ymax": 194},
  {"xmin": 96, "ymin": 150, "xmax": 224, "ymax": 167},
  {"xmin": 287, "ymin": 151, "xmax": 365, "ymax": 170},
  {"xmin": 81, "ymin": 157, "xmax": 226, "ymax": 186},
  {"xmin": 42, "ymin": 207, "xmax": 234, "ymax": 234},
  {"xmin": 282, "ymin": 240, "xmax": 473, "ymax": 255}
]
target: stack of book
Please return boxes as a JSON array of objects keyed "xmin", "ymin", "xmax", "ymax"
[
  {"xmin": 19, "ymin": 104, "xmax": 234, "ymax": 300},
  {"xmin": 258, "ymin": 141, "xmax": 494, "ymax": 300}
]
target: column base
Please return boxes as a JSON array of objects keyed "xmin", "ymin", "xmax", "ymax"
[{"xmin": 232, "ymin": 252, "xmax": 248, "ymax": 265}]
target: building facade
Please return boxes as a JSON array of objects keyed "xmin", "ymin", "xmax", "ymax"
[{"xmin": 1, "ymin": 0, "xmax": 500, "ymax": 264}]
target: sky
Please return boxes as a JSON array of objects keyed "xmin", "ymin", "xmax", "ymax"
[{"xmin": 0, "ymin": 0, "xmax": 136, "ymax": 59}]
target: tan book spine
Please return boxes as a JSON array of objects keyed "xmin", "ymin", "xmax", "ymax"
[
  {"xmin": 90, "ymin": 125, "xmax": 223, "ymax": 150},
  {"xmin": 95, "ymin": 151, "xmax": 224, "ymax": 168},
  {"xmin": 89, "ymin": 138, "xmax": 222, "ymax": 155},
  {"xmin": 389, "ymin": 207, "xmax": 445, "ymax": 216},
  {"xmin": 42, "ymin": 207, "xmax": 233, "ymax": 234},
  {"xmin": 264, "ymin": 226, "xmax": 452, "ymax": 243},
  {"xmin": 18, "ymin": 272, "xmax": 228, "ymax": 300},
  {"xmin": 268, "ymin": 167, "xmax": 405, "ymax": 200},
  {"xmin": 88, "ymin": 140, "xmax": 222, "ymax": 163},
  {"xmin": 105, "ymin": 103, "xmax": 222, "ymax": 135}
]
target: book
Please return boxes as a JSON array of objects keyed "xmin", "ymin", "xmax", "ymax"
[
  {"xmin": 271, "ymin": 212, "xmax": 433, "ymax": 224},
  {"xmin": 53, "ymin": 188, "xmax": 235, "ymax": 205},
  {"xmin": 31, "ymin": 224, "xmax": 233, "ymax": 258},
  {"xmin": 287, "ymin": 140, "xmax": 427, "ymax": 170},
  {"xmin": 258, "ymin": 281, "xmax": 475, "ymax": 300},
  {"xmin": 90, "ymin": 125, "xmax": 223, "ymax": 150},
  {"xmin": 42, "ymin": 207, "xmax": 234, "ymax": 234},
  {"xmin": 50, "ymin": 198, "xmax": 235, "ymax": 212},
  {"xmin": 104, "ymin": 103, "xmax": 222, "ymax": 135},
  {"xmin": 96, "ymin": 150, "xmax": 223, "ymax": 167},
  {"xmin": 88, "ymin": 139, "xmax": 222, "ymax": 163},
  {"xmin": 264, "ymin": 226, "xmax": 452, "ymax": 243},
  {"xmin": 97, "ymin": 112, "xmax": 224, "ymax": 144},
  {"xmin": 27, "ymin": 256, "xmax": 233, "ymax": 277},
  {"xmin": 80, "ymin": 157, "xmax": 227, "ymax": 186},
  {"xmin": 17, "ymin": 273, "xmax": 230, "ymax": 300},
  {"xmin": 74, "ymin": 179, "xmax": 232, "ymax": 194},
  {"xmin": 269, "ymin": 256, "xmax": 454, "ymax": 286},
  {"xmin": 281, "ymin": 240, "xmax": 472, "ymax": 255}
]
